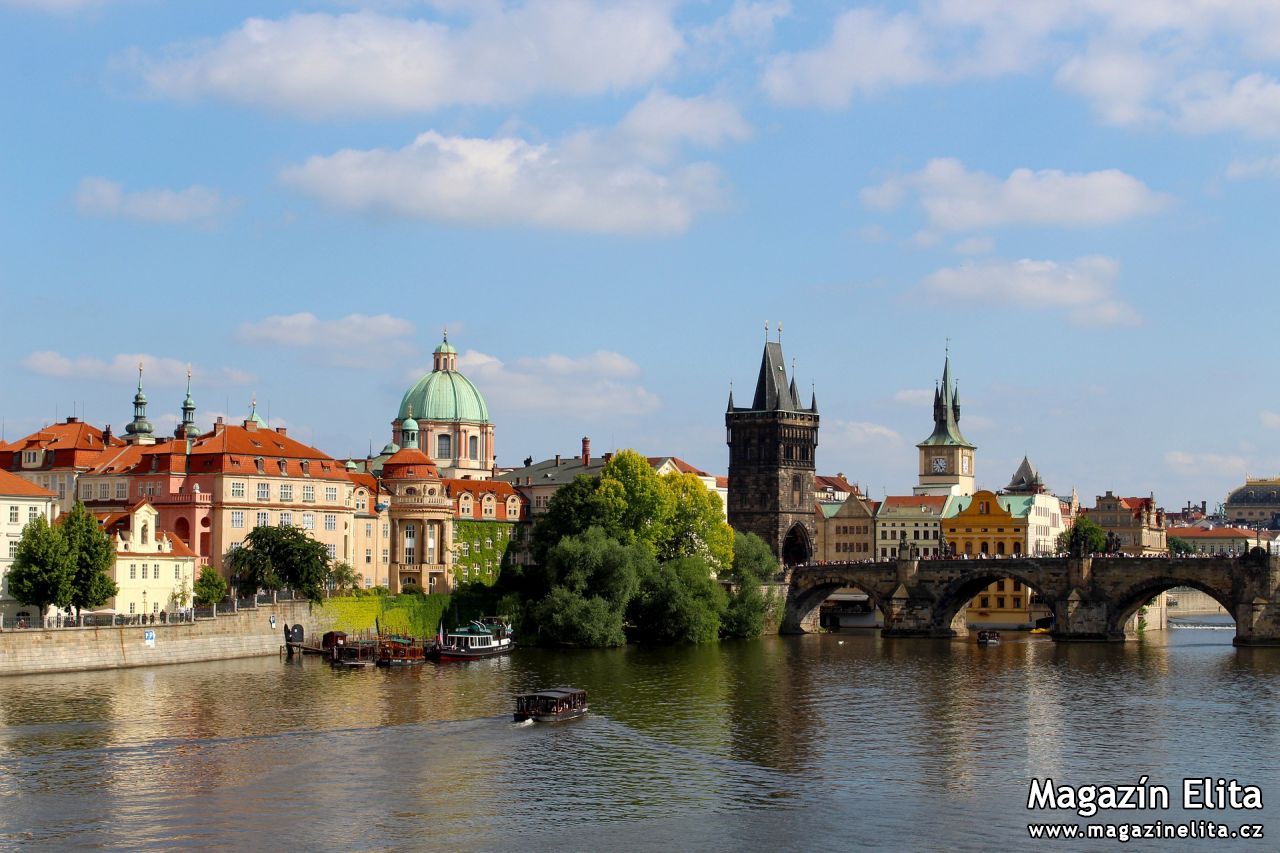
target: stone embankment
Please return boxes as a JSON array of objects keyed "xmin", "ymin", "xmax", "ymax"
[{"xmin": 0, "ymin": 600, "xmax": 321, "ymax": 677}]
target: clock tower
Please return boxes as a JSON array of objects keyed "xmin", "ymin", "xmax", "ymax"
[{"xmin": 913, "ymin": 353, "xmax": 976, "ymax": 497}]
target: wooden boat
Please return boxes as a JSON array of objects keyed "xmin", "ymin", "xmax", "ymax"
[
  {"xmin": 377, "ymin": 633, "xmax": 429, "ymax": 666},
  {"xmin": 976, "ymin": 630, "xmax": 1001, "ymax": 645},
  {"xmin": 514, "ymin": 687, "xmax": 588, "ymax": 722},
  {"xmin": 331, "ymin": 636, "xmax": 378, "ymax": 668},
  {"xmin": 435, "ymin": 621, "xmax": 513, "ymax": 662}
]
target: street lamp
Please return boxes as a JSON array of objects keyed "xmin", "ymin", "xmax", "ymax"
[{"xmin": 141, "ymin": 590, "xmax": 147, "ymax": 623}]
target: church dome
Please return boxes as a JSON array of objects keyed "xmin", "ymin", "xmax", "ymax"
[
  {"xmin": 398, "ymin": 336, "xmax": 490, "ymax": 424},
  {"xmin": 1227, "ymin": 482, "xmax": 1280, "ymax": 505}
]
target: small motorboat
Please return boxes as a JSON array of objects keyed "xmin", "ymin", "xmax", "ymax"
[
  {"xmin": 513, "ymin": 687, "xmax": 588, "ymax": 723},
  {"xmin": 976, "ymin": 630, "xmax": 1001, "ymax": 645}
]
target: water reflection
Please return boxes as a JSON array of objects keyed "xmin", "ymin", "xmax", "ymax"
[{"xmin": 0, "ymin": 629, "xmax": 1272, "ymax": 850}]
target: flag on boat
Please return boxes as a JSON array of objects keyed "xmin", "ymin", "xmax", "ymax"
[{"xmin": 436, "ymin": 623, "xmax": 444, "ymax": 646}]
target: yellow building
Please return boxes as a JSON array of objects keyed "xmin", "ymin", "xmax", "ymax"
[
  {"xmin": 99, "ymin": 502, "xmax": 197, "ymax": 619},
  {"xmin": 944, "ymin": 489, "xmax": 1050, "ymax": 628},
  {"xmin": 816, "ymin": 496, "xmax": 878, "ymax": 561}
]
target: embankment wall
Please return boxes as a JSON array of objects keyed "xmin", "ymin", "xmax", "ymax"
[{"xmin": 0, "ymin": 601, "xmax": 322, "ymax": 677}]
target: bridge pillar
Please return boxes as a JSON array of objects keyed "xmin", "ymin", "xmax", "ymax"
[
  {"xmin": 1233, "ymin": 598, "xmax": 1280, "ymax": 646},
  {"xmin": 1052, "ymin": 589, "xmax": 1124, "ymax": 642},
  {"xmin": 881, "ymin": 582, "xmax": 950, "ymax": 638}
]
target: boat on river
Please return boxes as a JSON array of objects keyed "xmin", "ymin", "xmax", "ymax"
[
  {"xmin": 976, "ymin": 630, "xmax": 1001, "ymax": 645},
  {"xmin": 377, "ymin": 634, "xmax": 430, "ymax": 666},
  {"xmin": 514, "ymin": 687, "xmax": 588, "ymax": 722},
  {"xmin": 435, "ymin": 620, "xmax": 513, "ymax": 662}
]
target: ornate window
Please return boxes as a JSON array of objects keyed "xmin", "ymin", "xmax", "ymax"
[{"xmin": 437, "ymin": 434, "xmax": 452, "ymax": 459}]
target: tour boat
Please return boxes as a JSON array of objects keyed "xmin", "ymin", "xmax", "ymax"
[
  {"xmin": 377, "ymin": 634, "xmax": 429, "ymax": 666},
  {"xmin": 513, "ymin": 687, "xmax": 588, "ymax": 722},
  {"xmin": 976, "ymin": 630, "xmax": 1001, "ymax": 645},
  {"xmin": 435, "ymin": 621, "xmax": 513, "ymax": 662}
]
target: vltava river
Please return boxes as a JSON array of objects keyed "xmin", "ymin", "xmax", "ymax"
[{"xmin": 0, "ymin": 628, "xmax": 1275, "ymax": 851}]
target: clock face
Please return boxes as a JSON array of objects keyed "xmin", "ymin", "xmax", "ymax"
[{"xmin": 931, "ymin": 456, "xmax": 948, "ymax": 473}]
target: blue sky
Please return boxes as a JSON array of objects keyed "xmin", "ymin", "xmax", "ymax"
[{"xmin": 4, "ymin": 0, "xmax": 1280, "ymax": 511}]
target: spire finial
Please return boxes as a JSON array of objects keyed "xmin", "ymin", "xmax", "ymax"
[
  {"xmin": 442, "ymin": 326, "xmax": 448, "ymax": 343},
  {"xmin": 778, "ymin": 321, "xmax": 783, "ymax": 343},
  {"xmin": 764, "ymin": 320, "xmax": 768, "ymax": 341},
  {"xmin": 406, "ymin": 403, "xmax": 414, "ymax": 419},
  {"xmin": 137, "ymin": 361, "xmax": 144, "ymax": 390},
  {"xmin": 945, "ymin": 336, "xmax": 950, "ymax": 357}
]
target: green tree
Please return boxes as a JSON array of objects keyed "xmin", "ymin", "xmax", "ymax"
[
  {"xmin": 595, "ymin": 450, "xmax": 675, "ymax": 550},
  {"xmin": 1167, "ymin": 536, "xmax": 1193, "ymax": 555},
  {"xmin": 629, "ymin": 555, "xmax": 726, "ymax": 644},
  {"xmin": 660, "ymin": 472, "xmax": 735, "ymax": 571},
  {"xmin": 62, "ymin": 502, "xmax": 118, "ymax": 618},
  {"xmin": 1056, "ymin": 517, "xmax": 1108, "ymax": 555},
  {"xmin": 193, "ymin": 564, "xmax": 228, "ymax": 606},
  {"xmin": 8, "ymin": 516, "xmax": 73, "ymax": 619},
  {"xmin": 224, "ymin": 525, "xmax": 330, "ymax": 603},
  {"xmin": 721, "ymin": 531, "xmax": 779, "ymax": 639},
  {"xmin": 532, "ymin": 586, "xmax": 628, "ymax": 647},
  {"xmin": 327, "ymin": 561, "xmax": 361, "ymax": 595},
  {"xmin": 529, "ymin": 474, "xmax": 605, "ymax": 566}
]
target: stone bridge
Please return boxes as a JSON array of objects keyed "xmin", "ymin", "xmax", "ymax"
[{"xmin": 781, "ymin": 553, "xmax": 1280, "ymax": 646}]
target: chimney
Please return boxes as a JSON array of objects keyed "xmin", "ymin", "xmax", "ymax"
[
  {"xmin": 66, "ymin": 416, "xmax": 79, "ymax": 424},
  {"xmin": 603, "ymin": 452, "xmax": 613, "ymax": 463},
  {"xmin": 102, "ymin": 424, "xmax": 113, "ymax": 444},
  {"xmin": 582, "ymin": 436, "xmax": 590, "ymax": 466},
  {"xmin": 554, "ymin": 454, "xmax": 561, "ymax": 467},
  {"xmin": 214, "ymin": 416, "xmax": 225, "ymax": 436},
  {"xmin": 276, "ymin": 426, "xmax": 287, "ymax": 436}
]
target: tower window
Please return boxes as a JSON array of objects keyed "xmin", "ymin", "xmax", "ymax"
[{"xmin": 437, "ymin": 434, "xmax": 452, "ymax": 459}]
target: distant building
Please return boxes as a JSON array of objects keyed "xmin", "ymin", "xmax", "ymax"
[
  {"xmin": 387, "ymin": 334, "xmax": 496, "ymax": 480},
  {"xmin": 1165, "ymin": 526, "xmax": 1275, "ymax": 555},
  {"xmin": 1224, "ymin": 478, "xmax": 1280, "ymax": 530},
  {"xmin": 944, "ymin": 490, "xmax": 1030, "ymax": 558},
  {"xmin": 1081, "ymin": 491, "xmax": 1167, "ymax": 555},
  {"xmin": 816, "ymin": 496, "xmax": 878, "ymax": 561},
  {"xmin": 814, "ymin": 474, "xmax": 864, "ymax": 504},
  {"xmin": 96, "ymin": 501, "xmax": 197, "ymax": 619},
  {"xmin": 1, "ymin": 417, "xmax": 124, "ymax": 513},
  {"xmin": 914, "ymin": 354, "xmax": 976, "ymax": 498},
  {"xmin": 0, "ymin": 469, "xmax": 58, "ymax": 624},
  {"xmin": 725, "ymin": 332, "xmax": 819, "ymax": 564},
  {"xmin": 875, "ymin": 495, "xmax": 952, "ymax": 558}
]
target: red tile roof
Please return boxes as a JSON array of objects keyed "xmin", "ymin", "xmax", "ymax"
[
  {"xmin": 0, "ymin": 469, "xmax": 56, "ymax": 498},
  {"xmin": 880, "ymin": 495, "xmax": 948, "ymax": 510},
  {"xmin": 382, "ymin": 448, "xmax": 440, "ymax": 480},
  {"xmin": 1168, "ymin": 526, "xmax": 1261, "ymax": 539}
]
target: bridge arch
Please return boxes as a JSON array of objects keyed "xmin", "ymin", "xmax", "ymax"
[
  {"xmin": 1107, "ymin": 576, "xmax": 1236, "ymax": 637},
  {"xmin": 781, "ymin": 523, "xmax": 813, "ymax": 566},
  {"xmin": 783, "ymin": 575, "xmax": 887, "ymax": 634},
  {"xmin": 930, "ymin": 563, "xmax": 1059, "ymax": 634}
]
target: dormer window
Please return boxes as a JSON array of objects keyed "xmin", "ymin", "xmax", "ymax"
[
  {"xmin": 255, "ymin": 457, "xmax": 265, "ymax": 474},
  {"xmin": 277, "ymin": 460, "xmax": 287, "ymax": 475},
  {"xmin": 300, "ymin": 460, "xmax": 310, "ymax": 476}
]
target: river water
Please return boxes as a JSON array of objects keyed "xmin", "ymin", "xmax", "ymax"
[{"xmin": 0, "ymin": 627, "xmax": 1276, "ymax": 851}]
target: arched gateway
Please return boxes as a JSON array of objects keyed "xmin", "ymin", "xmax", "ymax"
[{"xmin": 780, "ymin": 554, "xmax": 1280, "ymax": 646}]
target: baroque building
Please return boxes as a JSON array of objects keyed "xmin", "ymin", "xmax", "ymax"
[
  {"xmin": 726, "ymin": 331, "xmax": 819, "ymax": 565},
  {"xmin": 389, "ymin": 334, "xmax": 495, "ymax": 479},
  {"xmin": 914, "ymin": 354, "xmax": 976, "ymax": 497}
]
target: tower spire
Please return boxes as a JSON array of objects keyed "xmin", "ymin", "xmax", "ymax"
[
  {"xmin": 124, "ymin": 362, "xmax": 155, "ymax": 444},
  {"xmin": 177, "ymin": 364, "xmax": 198, "ymax": 439}
]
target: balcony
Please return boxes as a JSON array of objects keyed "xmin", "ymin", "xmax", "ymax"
[
  {"xmin": 152, "ymin": 492, "xmax": 213, "ymax": 505},
  {"xmin": 393, "ymin": 495, "xmax": 453, "ymax": 509}
]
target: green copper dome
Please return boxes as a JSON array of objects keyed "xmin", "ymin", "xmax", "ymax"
[
  {"xmin": 434, "ymin": 340, "xmax": 457, "ymax": 355},
  {"xmin": 399, "ymin": 369, "xmax": 490, "ymax": 423}
]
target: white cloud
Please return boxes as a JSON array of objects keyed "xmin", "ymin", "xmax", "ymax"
[
  {"xmin": 861, "ymin": 159, "xmax": 1169, "ymax": 231},
  {"xmin": 762, "ymin": 8, "xmax": 935, "ymax": 108},
  {"xmin": 893, "ymin": 389, "xmax": 934, "ymax": 405},
  {"xmin": 75, "ymin": 177, "xmax": 234, "ymax": 224},
  {"xmin": 953, "ymin": 235, "xmax": 995, "ymax": 255},
  {"xmin": 1054, "ymin": 47, "xmax": 1164, "ymax": 126},
  {"xmin": 1227, "ymin": 155, "xmax": 1280, "ymax": 179},
  {"xmin": 441, "ymin": 348, "xmax": 660, "ymax": 418},
  {"xmin": 238, "ymin": 312, "xmax": 415, "ymax": 368},
  {"xmin": 130, "ymin": 5, "xmax": 683, "ymax": 118},
  {"xmin": 1165, "ymin": 450, "xmax": 1247, "ymax": 476},
  {"xmin": 21, "ymin": 351, "xmax": 253, "ymax": 386},
  {"xmin": 1172, "ymin": 72, "xmax": 1280, "ymax": 138},
  {"xmin": 279, "ymin": 123, "xmax": 728, "ymax": 235},
  {"xmin": 695, "ymin": 0, "xmax": 791, "ymax": 47},
  {"xmin": 1, "ymin": 0, "xmax": 104, "ymax": 11},
  {"xmin": 617, "ymin": 90, "xmax": 751, "ymax": 162},
  {"xmin": 921, "ymin": 256, "xmax": 1140, "ymax": 327},
  {"xmin": 823, "ymin": 420, "xmax": 904, "ymax": 455},
  {"xmin": 1260, "ymin": 411, "xmax": 1280, "ymax": 429}
]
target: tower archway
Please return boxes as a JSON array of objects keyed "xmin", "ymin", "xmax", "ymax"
[{"xmin": 782, "ymin": 523, "xmax": 813, "ymax": 566}]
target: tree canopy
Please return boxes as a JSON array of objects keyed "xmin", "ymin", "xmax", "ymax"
[
  {"xmin": 224, "ymin": 525, "xmax": 330, "ymax": 603},
  {"xmin": 7, "ymin": 515, "xmax": 73, "ymax": 617},
  {"xmin": 1056, "ymin": 517, "xmax": 1108, "ymax": 555},
  {"xmin": 509, "ymin": 450, "xmax": 768, "ymax": 647},
  {"xmin": 193, "ymin": 564, "xmax": 228, "ymax": 606},
  {"xmin": 62, "ymin": 502, "xmax": 118, "ymax": 617}
]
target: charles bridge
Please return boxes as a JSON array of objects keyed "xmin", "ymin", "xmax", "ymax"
[{"xmin": 780, "ymin": 550, "xmax": 1280, "ymax": 646}]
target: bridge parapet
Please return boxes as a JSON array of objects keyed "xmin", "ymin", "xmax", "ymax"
[{"xmin": 782, "ymin": 554, "xmax": 1280, "ymax": 646}]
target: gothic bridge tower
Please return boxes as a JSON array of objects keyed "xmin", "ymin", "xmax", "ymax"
[{"xmin": 726, "ymin": 328, "xmax": 819, "ymax": 565}]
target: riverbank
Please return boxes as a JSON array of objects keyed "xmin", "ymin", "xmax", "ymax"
[{"xmin": 0, "ymin": 600, "xmax": 318, "ymax": 676}]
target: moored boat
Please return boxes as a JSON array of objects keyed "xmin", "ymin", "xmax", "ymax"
[
  {"xmin": 976, "ymin": 630, "xmax": 1001, "ymax": 645},
  {"xmin": 377, "ymin": 633, "xmax": 429, "ymax": 666},
  {"xmin": 435, "ymin": 621, "xmax": 513, "ymax": 661},
  {"xmin": 514, "ymin": 687, "xmax": 588, "ymax": 722}
]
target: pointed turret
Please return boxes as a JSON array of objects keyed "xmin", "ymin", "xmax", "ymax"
[
  {"xmin": 918, "ymin": 353, "xmax": 972, "ymax": 449},
  {"xmin": 809, "ymin": 386, "xmax": 818, "ymax": 414},
  {"xmin": 751, "ymin": 341, "xmax": 798, "ymax": 411},
  {"xmin": 788, "ymin": 374, "xmax": 799, "ymax": 408},
  {"xmin": 726, "ymin": 385, "xmax": 735, "ymax": 413},
  {"xmin": 124, "ymin": 362, "xmax": 155, "ymax": 445},
  {"xmin": 176, "ymin": 365, "xmax": 198, "ymax": 439},
  {"xmin": 1004, "ymin": 456, "xmax": 1046, "ymax": 494}
]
